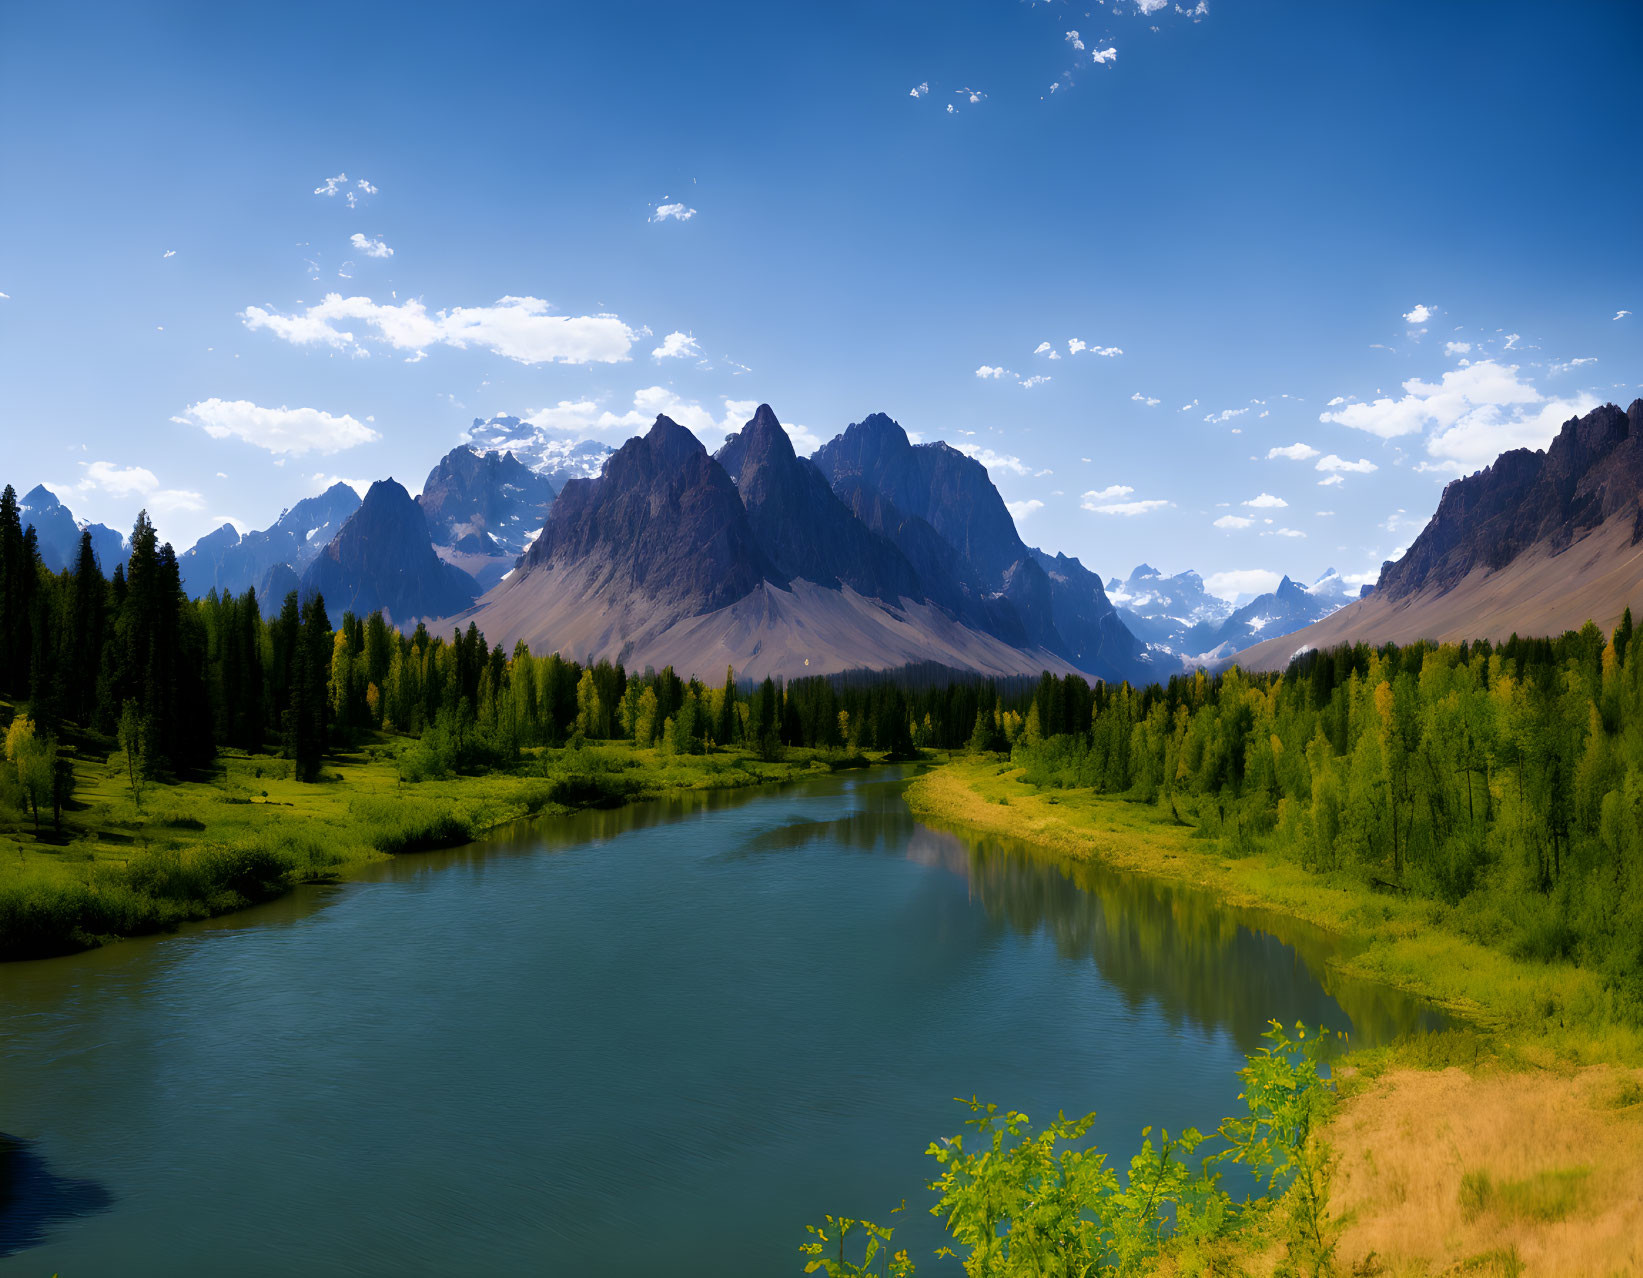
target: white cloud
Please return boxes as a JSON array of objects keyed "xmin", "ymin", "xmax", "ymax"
[
  {"xmin": 1006, "ymin": 498, "xmax": 1045, "ymax": 521},
  {"xmin": 1546, "ymin": 356, "xmax": 1596, "ymax": 376},
  {"xmin": 1083, "ymin": 497, "xmax": 1171, "ymax": 516},
  {"xmin": 1033, "ymin": 341, "xmax": 1061, "ymax": 359},
  {"xmin": 1320, "ymin": 358, "xmax": 1598, "ymax": 470},
  {"xmin": 1204, "ymin": 407, "xmax": 1248, "ymax": 424},
  {"xmin": 1502, "ymin": 333, "xmax": 1521, "ymax": 350},
  {"xmin": 1084, "ymin": 484, "xmax": 1134, "ymax": 500},
  {"xmin": 1444, "ymin": 341, "xmax": 1471, "ymax": 357},
  {"xmin": 1130, "ymin": 392, "xmax": 1160, "ymax": 406},
  {"xmin": 1020, "ymin": 374, "xmax": 1051, "ymax": 389},
  {"xmin": 1204, "ymin": 569, "xmax": 1280, "ymax": 601},
  {"xmin": 1243, "ymin": 492, "xmax": 1287, "ymax": 508},
  {"xmin": 314, "ymin": 173, "xmax": 348, "ymax": 197},
  {"xmin": 1091, "ymin": 46, "xmax": 1118, "ymax": 64},
  {"xmin": 1616, "ymin": 310, "xmax": 1632, "ymax": 321},
  {"xmin": 241, "ymin": 293, "xmax": 637, "ymax": 365},
  {"xmin": 910, "ymin": 82, "xmax": 929, "ymax": 97},
  {"xmin": 162, "ymin": 249, "xmax": 176, "ymax": 259},
  {"xmin": 1067, "ymin": 338, "xmax": 1122, "ymax": 357},
  {"xmin": 1315, "ymin": 455, "xmax": 1377, "ymax": 474},
  {"xmin": 1214, "ymin": 514, "xmax": 1253, "ymax": 529},
  {"xmin": 1134, "ymin": 0, "xmax": 1168, "ymax": 11},
  {"xmin": 172, "ymin": 399, "xmax": 380, "ymax": 456},
  {"xmin": 975, "ymin": 365, "xmax": 1012, "ymax": 379},
  {"xmin": 947, "ymin": 104, "xmax": 956, "ymax": 115},
  {"xmin": 349, "ymin": 232, "xmax": 393, "ymax": 259},
  {"xmin": 1065, "ymin": 30, "xmax": 1084, "ymax": 49},
  {"xmin": 1266, "ymin": 442, "xmax": 1319, "ymax": 461},
  {"xmin": 958, "ymin": 86, "xmax": 986, "ymax": 104},
  {"xmin": 1318, "ymin": 359, "xmax": 1540, "ymax": 439},
  {"xmin": 954, "ymin": 444, "xmax": 1031, "ymax": 476},
  {"xmin": 69, "ymin": 461, "xmax": 204, "ymax": 515},
  {"xmin": 651, "ymin": 331, "xmax": 702, "ymax": 360},
  {"xmin": 650, "ymin": 202, "xmax": 696, "ymax": 223},
  {"xmin": 1318, "ymin": 474, "xmax": 1345, "ymax": 487},
  {"xmin": 1403, "ymin": 303, "xmax": 1434, "ymax": 325},
  {"xmin": 1426, "ymin": 392, "xmax": 1599, "ymax": 470},
  {"xmin": 1263, "ymin": 527, "xmax": 1306, "ymax": 538}
]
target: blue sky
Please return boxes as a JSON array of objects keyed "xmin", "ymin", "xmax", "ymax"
[{"xmin": 2, "ymin": 0, "xmax": 1639, "ymax": 599}]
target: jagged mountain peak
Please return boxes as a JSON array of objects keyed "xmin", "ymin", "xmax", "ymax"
[{"xmin": 300, "ymin": 477, "xmax": 477, "ymax": 623}]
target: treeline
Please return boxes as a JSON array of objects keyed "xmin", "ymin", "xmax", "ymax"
[
  {"xmin": 1009, "ymin": 620, "xmax": 1643, "ymax": 1010},
  {"xmin": 3, "ymin": 492, "xmax": 1048, "ymax": 806}
]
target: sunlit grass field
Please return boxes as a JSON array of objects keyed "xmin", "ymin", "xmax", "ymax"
[{"xmin": 0, "ymin": 728, "xmax": 861, "ymax": 961}]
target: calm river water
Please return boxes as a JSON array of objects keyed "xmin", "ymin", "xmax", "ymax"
[{"xmin": 0, "ymin": 768, "xmax": 1440, "ymax": 1275}]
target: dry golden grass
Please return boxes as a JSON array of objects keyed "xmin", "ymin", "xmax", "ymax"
[{"xmin": 1329, "ymin": 1064, "xmax": 1643, "ymax": 1276}]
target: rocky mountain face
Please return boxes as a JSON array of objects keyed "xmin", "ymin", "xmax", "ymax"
[
  {"xmin": 1379, "ymin": 399, "xmax": 1643, "ymax": 600},
  {"xmin": 301, "ymin": 479, "xmax": 479, "ymax": 624},
  {"xmin": 523, "ymin": 416, "xmax": 773, "ymax": 613},
  {"xmin": 1236, "ymin": 400, "xmax": 1643, "ymax": 672},
  {"xmin": 463, "ymin": 415, "xmax": 614, "ymax": 491},
  {"xmin": 714, "ymin": 405, "xmax": 922, "ymax": 603},
  {"xmin": 417, "ymin": 445, "xmax": 556, "ymax": 589},
  {"xmin": 813, "ymin": 413, "xmax": 1148, "ymax": 682},
  {"xmin": 1109, "ymin": 563, "xmax": 1354, "ymax": 663},
  {"xmin": 18, "ymin": 485, "xmax": 126, "ymax": 574},
  {"xmin": 458, "ymin": 411, "xmax": 1081, "ymax": 681},
  {"xmin": 178, "ymin": 482, "xmax": 361, "ymax": 600}
]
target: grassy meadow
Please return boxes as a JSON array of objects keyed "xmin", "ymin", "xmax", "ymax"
[{"xmin": 0, "ymin": 724, "xmax": 865, "ymax": 962}]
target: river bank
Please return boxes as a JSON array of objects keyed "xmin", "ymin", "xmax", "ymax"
[
  {"xmin": 0, "ymin": 735, "xmax": 870, "ymax": 962},
  {"xmin": 906, "ymin": 756, "xmax": 1643, "ymax": 1276}
]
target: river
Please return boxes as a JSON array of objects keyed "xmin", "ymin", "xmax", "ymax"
[{"xmin": 0, "ymin": 767, "xmax": 1440, "ymax": 1274}]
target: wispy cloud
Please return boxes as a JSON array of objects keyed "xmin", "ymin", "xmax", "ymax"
[
  {"xmin": 1318, "ymin": 358, "xmax": 1597, "ymax": 469},
  {"xmin": 349, "ymin": 232, "xmax": 393, "ymax": 259},
  {"xmin": 172, "ymin": 399, "xmax": 380, "ymax": 456},
  {"xmin": 651, "ymin": 331, "xmax": 702, "ymax": 360},
  {"xmin": 1314, "ymin": 454, "xmax": 1377, "ymax": 474},
  {"xmin": 1131, "ymin": 392, "xmax": 1160, "ymax": 406},
  {"xmin": 241, "ymin": 293, "xmax": 637, "ymax": 365},
  {"xmin": 650, "ymin": 202, "xmax": 696, "ymax": 222}
]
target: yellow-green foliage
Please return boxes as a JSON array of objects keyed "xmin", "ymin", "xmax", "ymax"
[{"xmin": 0, "ymin": 733, "xmax": 854, "ymax": 960}]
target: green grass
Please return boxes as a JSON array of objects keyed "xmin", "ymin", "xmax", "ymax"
[
  {"xmin": 0, "ymin": 733, "xmax": 867, "ymax": 961},
  {"xmin": 1460, "ymin": 1166, "xmax": 1591, "ymax": 1224}
]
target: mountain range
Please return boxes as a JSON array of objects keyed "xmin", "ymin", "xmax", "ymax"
[
  {"xmin": 1236, "ymin": 398, "xmax": 1643, "ymax": 670},
  {"xmin": 21, "ymin": 396, "xmax": 1638, "ymax": 688},
  {"xmin": 451, "ymin": 407, "xmax": 1134, "ymax": 681},
  {"xmin": 17, "ymin": 485, "xmax": 127, "ymax": 575},
  {"xmin": 1109, "ymin": 563, "xmax": 1357, "ymax": 664}
]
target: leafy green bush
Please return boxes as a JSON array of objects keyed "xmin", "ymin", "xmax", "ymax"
[{"xmin": 804, "ymin": 1023, "xmax": 1343, "ymax": 1277}]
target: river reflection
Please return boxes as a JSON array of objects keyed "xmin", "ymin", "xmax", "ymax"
[{"xmin": 744, "ymin": 788, "xmax": 1443, "ymax": 1054}]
